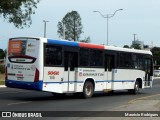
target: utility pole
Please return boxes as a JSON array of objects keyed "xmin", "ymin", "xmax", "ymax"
[
  {"xmin": 43, "ymin": 20, "xmax": 49, "ymax": 38},
  {"xmin": 93, "ymin": 9, "xmax": 123, "ymax": 45},
  {"xmin": 133, "ymin": 34, "xmax": 137, "ymax": 45}
]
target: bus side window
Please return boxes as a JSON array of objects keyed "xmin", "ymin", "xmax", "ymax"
[
  {"xmin": 90, "ymin": 50, "xmax": 103, "ymax": 67},
  {"xmin": 44, "ymin": 45, "xmax": 62, "ymax": 66},
  {"xmin": 79, "ymin": 48, "xmax": 89, "ymax": 67},
  {"xmin": 133, "ymin": 54, "xmax": 144, "ymax": 70},
  {"xmin": 119, "ymin": 52, "xmax": 133, "ymax": 68}
]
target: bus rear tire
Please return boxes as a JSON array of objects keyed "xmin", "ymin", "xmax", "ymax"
[{"xmin": 82, "ymin": 81, "xmax": 94, "ymax": 98}]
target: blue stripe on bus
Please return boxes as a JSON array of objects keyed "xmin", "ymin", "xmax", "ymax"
[
  {"xmin": 43, "ymin": 80, "xmax": 135, "ymax": 84},
  {"xmin": 5, "ymin": 80, "xmax": 43, "ymax": 91},
  {"xmin": 47, "ymin": 39, "xmax": 79, "ymax": 47},
  {"xmin": 5, "ymin": 80, "xmax": 135, "ymax": 90},
  {"xmin": 113, "ymin": 80, "xmax": 135, "ymax": 82},
  {"xmin": 95, "ymin": 80, "xmax": 134, "ymax": 83},
  {"xmin": 43, "ymin": 81, "xmax": 84, "ymax": 84}
]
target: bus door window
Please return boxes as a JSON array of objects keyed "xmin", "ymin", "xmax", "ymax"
[
  {"xmin": 144, "ymin": 58, "xmax": 152, "ymax": 81},
  {"xmin": 105, "ymin": 55, "xmax": 115, "ymax": 71},
  {"xmin": 64, "ymin": 53, "xmax": 69, "ymax": 71},
  {"xmin": 64, "ymin": 52, "xmax": 78, "ymax": 71}
]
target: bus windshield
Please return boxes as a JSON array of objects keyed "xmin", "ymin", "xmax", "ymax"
[{"xmin": 8, "ymin": 38, "xmax": 39, "ymax": 63}]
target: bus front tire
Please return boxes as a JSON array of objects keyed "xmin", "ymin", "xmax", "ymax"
[
  {"xmin": 82, "ymin": 81, "xmax": 94, "ymax": 98},
  {"xmin": 128, "ymin": 81, "xmax": 139, "ymax": 95}
]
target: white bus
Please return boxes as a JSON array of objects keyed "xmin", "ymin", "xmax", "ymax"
[{"xmin": 5, "ymin": 37, "xmax": 153, "ymax": 98}]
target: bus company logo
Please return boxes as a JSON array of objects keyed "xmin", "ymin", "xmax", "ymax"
[{"xmin": 48, "ymin": 71, "xmax": 59, "ymax": 75}]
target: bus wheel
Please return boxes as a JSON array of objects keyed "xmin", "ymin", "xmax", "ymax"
[
  {"xmin": 83, "ymin": 81, "xmax": 94, "ymax": 98},
  {"xmin": 132, "ymin": 81, "xmax": 139, "ymax": 95}
]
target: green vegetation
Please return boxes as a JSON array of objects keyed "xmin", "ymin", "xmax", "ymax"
[
  {"xmin": 0, "ymin": 49, "xmax": 5, "ymax": 59},
  {"xmin": 0, "ymin": 74, "xmax": 5, "ymax": 85},
  {"xmin": 57, "ymin": 11, "xmax": 90, "ymax": 43},
  {"xmin": 123, "ymin": 44, "xmax": 141, "ymax": 49},
  {"xmin": 0, "ymin": 65, "xmax": 5, "ymax": 85},
  {"xmin": 0, "ymin": 80, "xmax": 5, "ymax": 85},
  {"xmin": 0, "ymin": 65, "xmax": 5, "ymax": 74},
  {"xmin": 57, "ymin": 11, "xmax": 83, "ymax": 41},
  {"xmin": 0, "ymin": 0, "xmax": 40, "ymax": 28},
  {"xmin": 151, "ymin": 47, "xmax": 160, "ymax": 65}
]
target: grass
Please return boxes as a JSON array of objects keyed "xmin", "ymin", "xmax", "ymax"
[{"xmin": 0, "ymin": 74, "xmax": 5, "ymax": 85}]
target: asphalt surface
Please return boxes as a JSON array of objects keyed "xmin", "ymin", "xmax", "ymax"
[{"xmin": 0, "ymin": 79, "xmax": 160, "ymax": 120}]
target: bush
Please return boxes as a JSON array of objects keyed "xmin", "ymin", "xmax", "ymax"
[{"xmin": 0, "ymin": 65, "xmax": 5, "ymax": 74}]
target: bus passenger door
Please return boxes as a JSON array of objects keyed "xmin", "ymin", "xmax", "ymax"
[
  {"xmin": 144, "ymin": 58, "xmax": 153, "ymax": 87},
  {"xmin": 64, "ymin": 52, "xmax": 78, "ymax": 92},
  {"xmin": 104, "ymin": 54, "xmax": 115, "ymax": 90}
]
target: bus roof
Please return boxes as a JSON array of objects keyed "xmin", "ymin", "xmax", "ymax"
[
  {"xmin": 9, "ymin": 37, "xmax": 152, "ymax": 55},
  {"xmin": 46, "ymin": 38, "xmax": 152, "ymax": 55},
  {"xmin": 105, "ymin": 46, "xmax": 152, "ymax": 55}
]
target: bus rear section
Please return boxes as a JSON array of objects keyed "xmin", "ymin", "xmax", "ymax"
[{"xmin": 5, "ymin": 38, "xmax": 43, "ymax": 91}]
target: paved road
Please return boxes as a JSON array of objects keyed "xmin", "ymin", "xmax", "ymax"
[{"xmin": 0, "ymin": 79, "xmax": 160, "ymax": 119}]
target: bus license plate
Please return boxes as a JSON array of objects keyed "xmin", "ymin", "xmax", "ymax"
[{"xmin": 17, "ymin": 77, "xmax": 24, "ymax": 81}]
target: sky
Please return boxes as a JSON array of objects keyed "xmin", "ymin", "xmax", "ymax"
[{"xmin": 0, "ymin": 0, "xmax": 160, "ymax": 50}]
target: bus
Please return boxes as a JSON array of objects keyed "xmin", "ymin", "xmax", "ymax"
[{"xmin": 5, "ymin": 37, "xmax": 153, "ymax": 98}]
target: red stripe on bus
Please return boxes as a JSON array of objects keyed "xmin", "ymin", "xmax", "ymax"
[
  {"xmin": 34, "ymin": 68, "xmax": 39, "ymax": 82},
  {"xmin": 79, "ymin": 42, "xmax": 104, "ymax": 49}
]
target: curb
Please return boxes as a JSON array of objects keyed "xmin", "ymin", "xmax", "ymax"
[
  {"xmin": 0, "ymin": 85, "xmax": 5, "ymax": 88},
  {"xmin": 154, "ymin": 77, "xmax": 160, "ymax": 79}
]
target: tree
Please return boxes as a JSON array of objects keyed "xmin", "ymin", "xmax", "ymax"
[
  {"xmin": 131, "ymin": 44, "xmax": 141, "ymax": 50},
  {"xmin": 151, "ymin": 47, "xmax": 160, "ymax": 65},
  {"xmin": 123, "ymin": 45, "xmax": 130, "ymax": 48},
  {"xmin": 80, "ymin": 37, "xmax": 91, "ymax": 43},
  {"xmin": 0, "ymin": 49, "xmax": 5, "ymax": 59},
  {"xmin": 4, "ymin": 49, "xmax": 7, "ymax": 58},
  {"xmin": 57, "ymin": 11, "xmax": 83, "ymax": 41},
  {"xmin": 0, "ymin": 0, "xmax": 40, "ymax": 28}
]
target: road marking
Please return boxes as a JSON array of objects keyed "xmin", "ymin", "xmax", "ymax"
[
  {"xmin": 7, "ymin": 101, "xmax": 32, "ymax": 106},
  {"xmin": 128, "ymin": 93, "xmax": 160, "ymax": 104}
]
